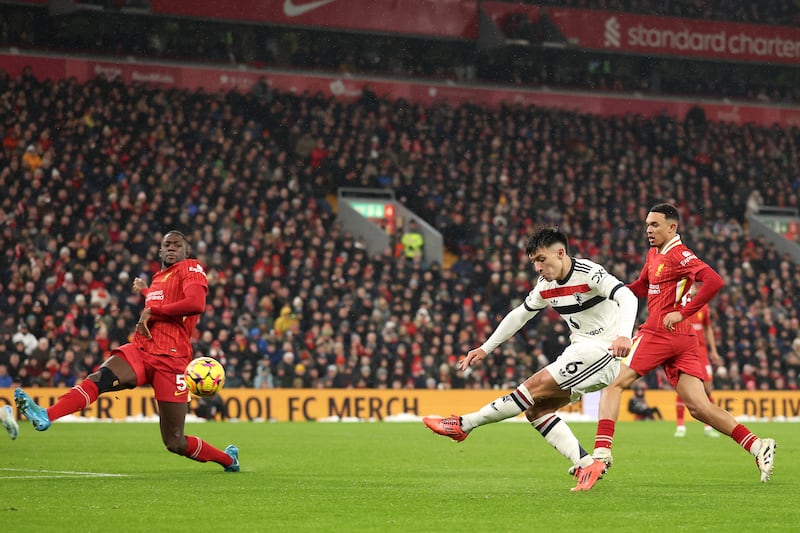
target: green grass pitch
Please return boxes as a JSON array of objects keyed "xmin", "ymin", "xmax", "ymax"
[{"xmin": 0, "ymin": 421, "xmax": 796, "ymax": 532}]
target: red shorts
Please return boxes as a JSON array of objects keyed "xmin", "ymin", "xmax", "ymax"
[
  {"xmin": 114, "ymin": 344, "xmax": 191, "ymax": 403},
  {"xmin": 626, "ymin": 331, "xmax": 706, "ymax": 388}
]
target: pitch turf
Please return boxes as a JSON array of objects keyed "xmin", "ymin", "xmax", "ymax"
[{"xmin": 0, "ymin": 420, "xmax": 795, "ymax": 532}]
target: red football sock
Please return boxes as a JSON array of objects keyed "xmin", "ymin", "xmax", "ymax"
[
  {"xmin": 675, "ymin": 396, "xmax": 685, "ymax": 425},
  {"xmin": 46, "ymin": 379, "xmax": 99, "ymax": 421},
  {"xmin": 595, "ymin": 419, "xmax": 616, "ymax": 450},
  {"xmin": 183, "ymin": 435, "xmax": 234, "ymax": 467},
  {"xmin": 731, "ymin": 424, "xmax": 757, "ymax": 452}
]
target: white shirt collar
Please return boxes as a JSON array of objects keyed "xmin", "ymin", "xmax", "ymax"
[{"xmin": 658, "ymin": 234, "xmax": 682, "ymax": 254}]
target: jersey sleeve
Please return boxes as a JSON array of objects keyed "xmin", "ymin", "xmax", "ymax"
[
  {"xmin": 522, "ymin": 281, "xmax": 547, "ymax": 312},
  {"xmin": 587, "ymin": 263, "xmax": 621, "ymax": 298},
  {"xmin": 589, "ymin": 263, "xmax": 639, "ymax": 339},
  {"xmin": 479, "ymin": 285, "xmax": 542, "ymax": 355},
  {"xmin": 479, "ymin": 303, "xmax": 538, "ymax": 355},
  {"xmin": 679, "ymin": 265, "xmax": 723, "ymax": 318},
  {"xmin": 183, "ymin": 259, "xmax": 209, "ymax": 290}
]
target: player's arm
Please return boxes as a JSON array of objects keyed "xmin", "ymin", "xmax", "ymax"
[
  {"xmin": 136, "ymin": 307, "xmax": 153, "ymax": 339},
  {"xmin": 679, "ymin": 267, "xmax": 724, "ymax": 319},
  {"xmin": 148, "ymin": 284, "xmax": 207, "ymax": 318},
  {"xmin": 595, "ymin": 267, "xmax": 638, "ymax": 358},
  {"xmin": 609, "ymin": 284, "xmax": 637, "ymax": 358},
  {"xmin": 459, "ymin": 302, "xmax": 539, "ymax": 371},
  {"xmin": 132, "ymin": 277, "xmax": 148, "ymax": 295}
]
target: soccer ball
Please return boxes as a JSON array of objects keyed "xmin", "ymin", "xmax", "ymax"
[{"xmin": 184, "ymin": 357, "xmax": 225, "ymax": 396}]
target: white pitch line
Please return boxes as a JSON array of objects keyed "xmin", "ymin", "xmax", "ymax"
[{"xmin": 0, "ymin": 468, "xmax": 128, "ymax": 478}]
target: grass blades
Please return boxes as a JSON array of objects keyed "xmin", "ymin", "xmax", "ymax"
[{"xmin": 0, "ymin": 421, "xmax": 796, "ymax": 532}]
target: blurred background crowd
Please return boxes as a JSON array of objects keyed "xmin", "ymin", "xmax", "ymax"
[{"xmin": 1, "ymin": 1, "xmax": 800, "ymax": 394}]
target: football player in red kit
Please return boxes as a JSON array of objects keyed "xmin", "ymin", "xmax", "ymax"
[
  {"xmin": 575, "ymin": 203, "xmax": 775, "ymax": 491},
  {"xmin": 14, "ymin": 231, "xmax": 239, "ymax": 472}
]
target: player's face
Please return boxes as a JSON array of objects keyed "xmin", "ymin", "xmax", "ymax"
[
  {"xmin": 645, "ymin": 212, "xmax": 676, "ymax": 249},
  {"xmin": 159, "ymin": 233, "xmax": 188, "ymax": 266},
  {"xmin": 529, "ymin": 244, "xmax": 568, "ymax": 282}
]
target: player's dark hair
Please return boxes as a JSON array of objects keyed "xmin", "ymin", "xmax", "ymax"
[
  {"xmin": 162, "ymin": 230, "xmax": 191, "ymax": 255},
  {"xmin": 525, "ymin": 227, "xmax": 568, "ymax": 255},
  {"xmin": 650, "ymin": 203, "xmax": 680, "ymax": 222},
  {"xmin": 164, "ymin": 229, "xmax": 189, "ymax": 242}
]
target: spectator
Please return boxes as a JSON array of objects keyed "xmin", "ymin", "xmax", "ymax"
[
  {"xmin": 400, "ymin": 219, "xmax": 424, "ymax": 262},
  {"xmin": 22, "ymin": 144, "xmax": 41, "ymax": 171},
  {"xmin": 194, "ymin": 393, "xmax": 228, "ymax": 421},
  {"xmin": 628, "ymin": 382, "xmax": 663, "ymax": 420},
  {"xmin": 274, "ymin": 306, "xmax": 299, "ymax": 341},
  {"xmin": 0, "ymin": 364, "xmax": 13, "ymax": 387},
  {"xmin": 12, "ymin": 324, "xmax": 37, "ymax": 356}
]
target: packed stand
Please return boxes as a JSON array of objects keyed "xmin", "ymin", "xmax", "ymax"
[{"xmin": 1, "ymin": 68, "xmax": 799, "ymax": 393}]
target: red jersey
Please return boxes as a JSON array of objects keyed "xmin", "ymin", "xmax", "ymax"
[
  {"xmin": 135, "ymin": 258, "xmax": 208, "ymax": 358},
  {"xmin": 688, "ymin": 303, "xmax": 711, "ymax": 354},
  {"xmin": 627, "ymin": 235, "xmax": 708, "ymax": 336}
]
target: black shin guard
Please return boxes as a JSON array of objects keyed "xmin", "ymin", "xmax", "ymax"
[{"xmin": 96, "ymin": 366, "xmax": 122, "ymax": 393}]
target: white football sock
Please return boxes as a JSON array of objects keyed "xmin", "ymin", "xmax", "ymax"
[
  {"xmin": 531, "ymin": 413, "xmax": 590, "ymax": 467},
  {"xmin": 461, "ymin": 386, "xmax": 534, "ymax": 432}
]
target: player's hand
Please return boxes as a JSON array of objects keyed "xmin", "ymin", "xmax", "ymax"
[
  {"xmin": 710, "ymin": 351, "xmax": 723, "ymax": 366},
  {"xmin": 608, "ymin": 336, "xmax": 632, "ymax": 359},
  {"xmin": 136, "ymin": 308, "xmax": 152, "ymax": 339},
  {"xmin": 459, "ymin": 347, "xmax": 487, "ymax": 372},
  {"xmin": 132, "ymin": 277, "xmax": 148, "ymax": 294},
  {"xmin": 663, "ymin": 311, "xmax": 684, "ymax": 331}
]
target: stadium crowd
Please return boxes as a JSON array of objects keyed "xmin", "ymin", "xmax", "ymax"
[{"xmin": 1, "ymin": 66, "xmax": 799, "ymax": 394}]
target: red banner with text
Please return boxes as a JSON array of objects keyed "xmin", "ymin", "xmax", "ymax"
[
  {"xmin": 548, "ymin": 7, "xmax": 800, "ymax": 64},
  {"xmin": 2, "ymin": 388, "xmax": 799, "ymax": 422},
  {"xmin": 147, "ymin": 0, "xmax": 479, "ymax": 39},
  {"xmin": 11, "ymin": 0, "xmax": 800, "ymax": 59},
  {"xmin": 4, "ymin": 52, "xmax": 800, "ymax": 127}
]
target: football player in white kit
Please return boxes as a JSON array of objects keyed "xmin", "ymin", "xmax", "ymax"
[{"xmin": 423, "ymin": 227, "xmax": 638, "ymax": 491}]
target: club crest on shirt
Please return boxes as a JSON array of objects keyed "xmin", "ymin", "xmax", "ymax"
[{"xmin": 656, "ymin": 263, "xmax": 664, "ymax": 276}]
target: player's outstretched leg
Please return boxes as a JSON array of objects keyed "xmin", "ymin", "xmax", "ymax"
[
  {"xmin": 14, "ymin": 388, "xmax": 51, "ymax": 431},
  {"xmin": 224, "ymin": 445, "xmax": 240, "ymax": 472},
  {"xmin": 1, "ymin": 404, "xmax": 19, "ymax": 439},
  {"xmin": 571, "ymin": 458, "xmax": 608, "ymax": 492},
  {"xmin": 422, "ymin": 415, "xmax": 469, "ymax": 442},
  {"xmin": 754, "ymin": 438, "xmax": 776, "ymax": 482}
]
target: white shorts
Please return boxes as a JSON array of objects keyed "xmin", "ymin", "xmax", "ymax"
[{"xmin": 544, "ymin": 342, "xmax": 620, "ymax": 404}]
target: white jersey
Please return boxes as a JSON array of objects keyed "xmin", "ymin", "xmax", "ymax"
[{"xmin": 480, "ymin": 258, "xmax": 637, "ymax": 354}]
